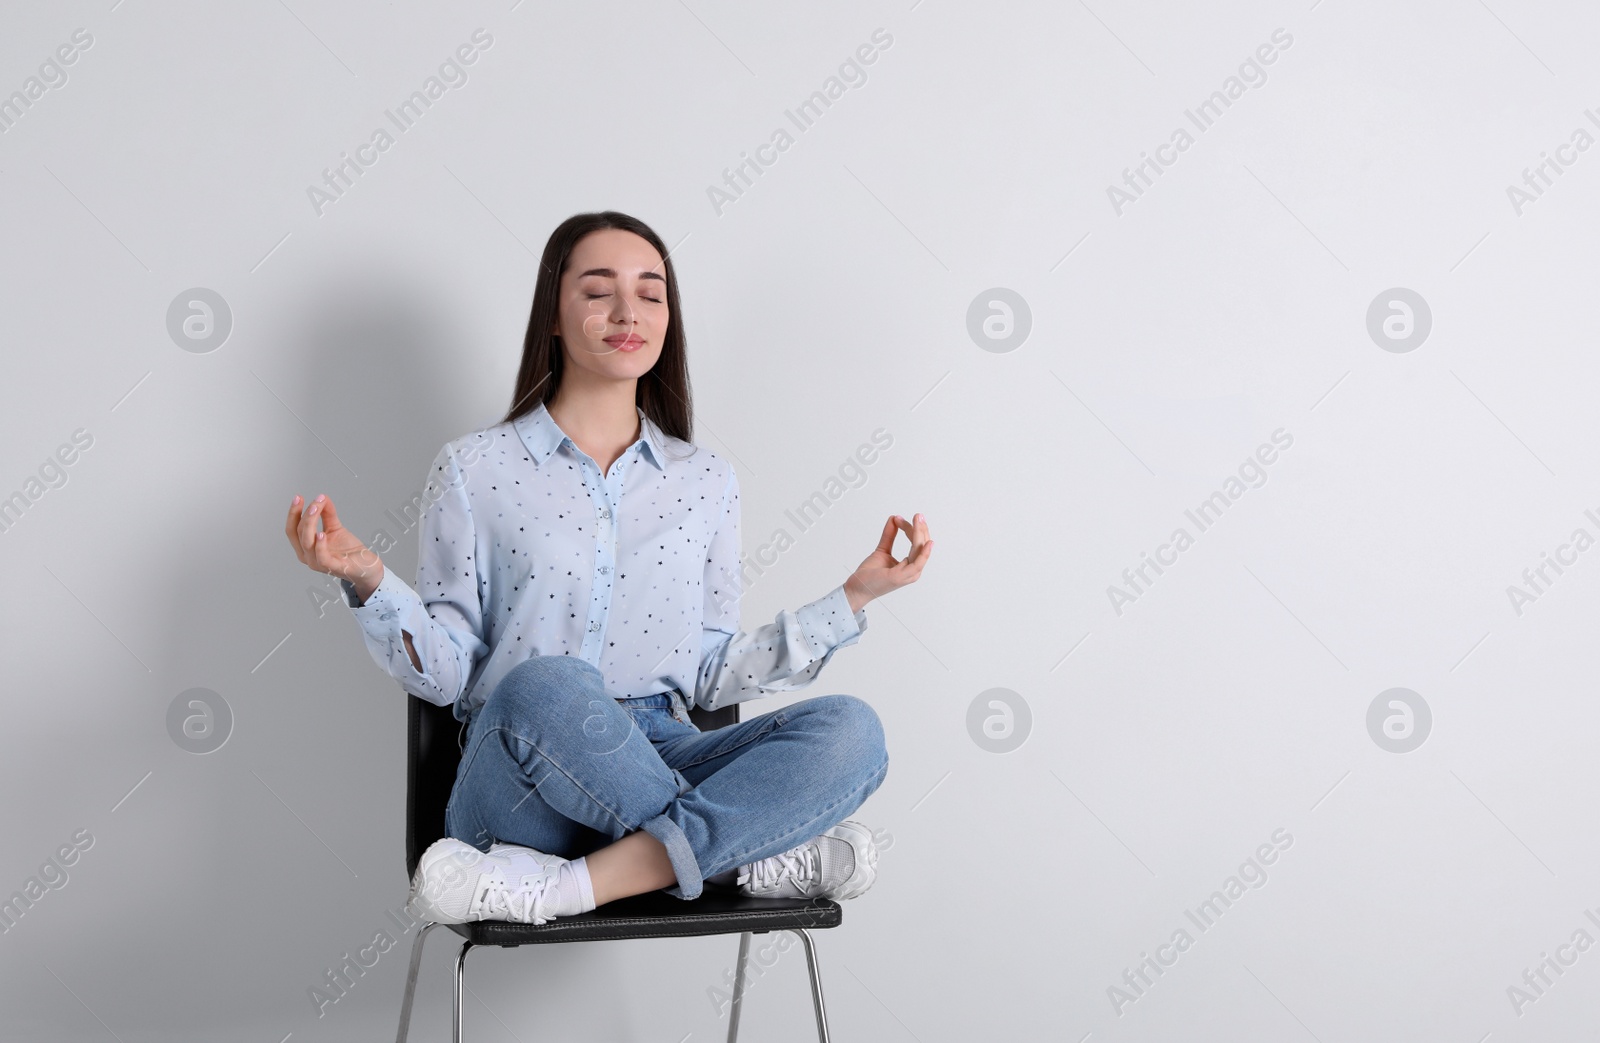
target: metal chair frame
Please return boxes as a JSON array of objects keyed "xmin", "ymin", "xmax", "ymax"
[{"xmin": 393, "ymin": 920, "xmax": 833, "ymax": 1043}]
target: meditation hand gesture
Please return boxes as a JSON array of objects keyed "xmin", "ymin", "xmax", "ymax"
[
  {"xmin": 285, "ymin": 493, "xmax": 385, "ymax": 602},
  {"xmin": 844, "ymin": 513, "xmax": 934, "ymax": 613}
]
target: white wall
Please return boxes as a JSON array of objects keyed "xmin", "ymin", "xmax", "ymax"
[{"xmin": 3, "ymin": 1, "xmax": 1597, "ymax": 1040}]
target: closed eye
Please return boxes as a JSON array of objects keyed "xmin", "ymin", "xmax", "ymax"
[{"xmin": 586, "ymin": 293, "xmax": 663, "ymax": 303}]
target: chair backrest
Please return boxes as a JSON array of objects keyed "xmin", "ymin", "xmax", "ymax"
[{"xmin": 406, "ymin": 693, "xmax": 739, "ymax": 878}]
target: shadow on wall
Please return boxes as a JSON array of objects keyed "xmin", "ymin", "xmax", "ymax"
[{"xmin": 144, "ymin": 268, "xmax": 502, "ymax": 1036}]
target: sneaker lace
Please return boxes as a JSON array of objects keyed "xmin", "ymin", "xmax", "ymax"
[
  {"xmin": 477, "ymin": 868, "xmax": 557, "ymax": 924},
  {"xmin": 748, "ymin": 845, "xmax": 820, "ymax": 894}
]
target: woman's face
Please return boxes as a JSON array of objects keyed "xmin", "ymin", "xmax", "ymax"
[{"xmin": 552, "ymin": 228, "xmax": 668, "ymax": 381}]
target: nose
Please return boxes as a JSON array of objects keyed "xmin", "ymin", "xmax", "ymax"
[{"xmin": 583, "ymin": 298, "xmax": 635, "ymax": 339}]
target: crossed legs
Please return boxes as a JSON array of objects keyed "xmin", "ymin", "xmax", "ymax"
[{"xmin": 443, "ymin": 654, "xmax": 889, "ymax": 903}]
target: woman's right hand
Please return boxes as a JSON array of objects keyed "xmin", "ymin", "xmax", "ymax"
[{"xmin": 285, "ymin": 493, "xmax": 385, "ymax": 603}]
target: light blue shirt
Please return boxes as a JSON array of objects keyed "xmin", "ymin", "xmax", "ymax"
[{"xmin": 345, "ymin": 401, "xmax": 868, "ymax": 723}]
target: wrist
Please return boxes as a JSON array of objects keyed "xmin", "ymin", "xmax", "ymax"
[
  {"xmin": 346, "ymin": 559, "xmax": 385, "ymax": 605},
  {"xmin": 843, "ymin": 576, "xmax": 872, "ymax": 615}
]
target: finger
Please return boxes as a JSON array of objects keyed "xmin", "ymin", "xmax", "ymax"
[
  {"xmin": 319, "ymin": 496, "xmax": 347, "ymax": 535},
  {"xmin": 297, "ymin": 496, "xmax": 319, "ymax": 554},
  {"xmin": 896, "ymin": 511, "xmax": 921, "ymax": 563},
  {"xmin": 285, "ymin": 495, "xmax": 304, "ymax": 556},
  {"xmin": 902, "ymin": 513, "xmax": 928, "ymax": 559},
  {"xmin": 872, "ymin": 515, "xmax": 899, "ymax": 555},
  {"xmin": 896, "ymin": 531, "xmax": 933, "ymax": 574},
  {"xmin": 298, "ymin": 494, "xmax": 324, "ymax": 553},
  {"xmin": 902, "ymin": 511, "xmax": 928, "ymax": 563}
]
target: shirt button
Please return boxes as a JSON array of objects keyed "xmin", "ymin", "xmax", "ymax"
[
  {"xmin": 587, "ymin": 621, "xmax": 601, "ymax": 632},
  {"xmin": 598, "ymin": 507, "xmax": 611, "ymax": 519},
  {"xmin": 598, "ymin": 565, "xmax": 611, "ymax": 574}
]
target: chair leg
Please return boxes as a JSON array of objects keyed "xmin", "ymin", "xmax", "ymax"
[
  {"xmin": 395, "ymin": 921, "xmax": 441, "ymax": 1043},
  {"xmin": 453, "ymin": 939, "xmax": 476, "ymax": 1043},
  {"xmin": 791, "ymin": 929, "xmax": 832, "ymax": 1043},
  {"xmin": 725, "ymin": 931, "xmax": 753, "ymax": 1043}
]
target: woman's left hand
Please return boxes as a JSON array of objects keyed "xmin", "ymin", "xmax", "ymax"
[{"xmin": 844, "ymin": 513, "xmax": 934, "ymax": 612}]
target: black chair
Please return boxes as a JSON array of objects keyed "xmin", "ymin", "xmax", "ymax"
[{"xmin": 395, "ymin": 693, "xmax": 844, "ymax": 1043}]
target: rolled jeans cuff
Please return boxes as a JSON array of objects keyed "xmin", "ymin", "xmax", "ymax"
[{"xmin": 641, "ymin": 813, "xmax": 704, "ymax": 900}]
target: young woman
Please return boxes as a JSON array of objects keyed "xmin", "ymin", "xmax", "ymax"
[{"xmin": 284, "ymin": 211, "xmax": 933, "ymax": 925}]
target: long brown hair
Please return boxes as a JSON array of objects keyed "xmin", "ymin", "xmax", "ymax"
[{"xmin": 502, "ymin": 211, "xmax": 693, "ymax": 445}]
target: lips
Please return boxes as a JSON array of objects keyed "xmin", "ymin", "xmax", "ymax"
[{"xmin": 605, "ymin": 335, "xmax": 644, "ymax": 351}]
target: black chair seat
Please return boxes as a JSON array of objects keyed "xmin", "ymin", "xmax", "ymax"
[{"xmin": 448, "ymin": 889, "xmax": 841, "ymax": 946}]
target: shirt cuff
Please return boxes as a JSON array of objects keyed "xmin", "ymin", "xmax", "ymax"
[
  {"xmin": 795, "ymin": 583, "xmax": 868, "ymax": 657},
  {"xmin": 347, "ymin": 568, "xmax": 421, "ymax": 639},
  {"xmin": 342, "ymin": 567, "xmax": 455, "ymax": 701}
]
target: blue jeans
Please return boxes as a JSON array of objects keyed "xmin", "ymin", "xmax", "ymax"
[{"xmin": 443, "ymin": 655, "xmax": 889, "ymax": 900}]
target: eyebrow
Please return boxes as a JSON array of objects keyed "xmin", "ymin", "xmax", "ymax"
[{"xmin": 576, "ymin": 267, "xmax": 666, "ymax": 283}]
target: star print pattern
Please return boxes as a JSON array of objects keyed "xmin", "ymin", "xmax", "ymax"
[{"xmin": 345, "ymin": 401, "xmax": 868, "ymax": 723}]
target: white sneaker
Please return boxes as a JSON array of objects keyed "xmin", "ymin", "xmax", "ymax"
[
  {"xmin": 408, "ymin": 837, "xmax": 570, "ymax": 925},
  {"xmin": 737, "ymin": 820, "xmax": 878, "ymax": 901}
]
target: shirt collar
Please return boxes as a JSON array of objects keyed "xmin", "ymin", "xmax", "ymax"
[{"xmin": 515, "ymin": 400, "xmax": 669, "ymax": 472}]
